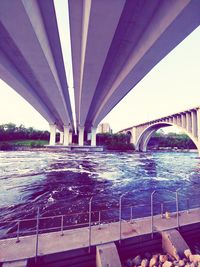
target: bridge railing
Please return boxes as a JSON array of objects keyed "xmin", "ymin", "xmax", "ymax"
[{"xmin": 0, "ymin": 188, "xmax": 200, "ymax": 254}]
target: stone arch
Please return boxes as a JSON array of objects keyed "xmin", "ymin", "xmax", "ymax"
[{"xmin": 135, "ymin": 122, "xmax": 199, "ymax": 152}]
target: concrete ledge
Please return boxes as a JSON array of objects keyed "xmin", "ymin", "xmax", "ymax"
[
  {"xmin": 96, "ymin": 242, "xmax": 122, "ymax": 267},
  {"xmin": 161, "ymin": 229, "xmax": 190, "ymax": 260},
  {"xmin": 45, "ymin": 145, "xmax": 104, "ymax": 152},
  {"xmin": 2, "ymin": 259, "xmax": 28, "ymax": 267},
  {"xmin": 1, "ymin": 208, "xmax": 200, "ymax": 265}
]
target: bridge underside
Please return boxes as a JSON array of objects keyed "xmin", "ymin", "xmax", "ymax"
[{"xmin": 1, "ymin": 1, "xmax": 200, "ymax": 146}]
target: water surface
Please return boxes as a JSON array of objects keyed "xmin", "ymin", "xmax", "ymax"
[{"xmin": 0, "ymin": 151, "xmax": 200, "ymax": 235}]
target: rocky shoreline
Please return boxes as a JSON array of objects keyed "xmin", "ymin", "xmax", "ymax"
[{"xmin": 124, "ymin": 249, "xmax": 200, "ymax": 267}]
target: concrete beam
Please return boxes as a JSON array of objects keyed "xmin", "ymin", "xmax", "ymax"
[
  {"xmin": 90, "ymin": 1, "xmax": 200, "ymax": 127},
  {"xmin": 96, "ymin": 242, "xmax": 122, "ymax": 267},
  {"xmin": 69, "ymin": 0, "xmax": 126, "ymax": 127},
  {"xmin": 161, "ymin": 229, "xmax": 190, "ymax": 260},
  {"xmin": 0, "ymin": 0, "xmax": 73, "ymax": 129}
]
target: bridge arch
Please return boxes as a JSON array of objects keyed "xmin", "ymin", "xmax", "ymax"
[{"xmin": 135, "ymin": 122, "xmax": 199, "ymax": 153}]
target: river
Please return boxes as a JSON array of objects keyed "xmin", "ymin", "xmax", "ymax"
[{"xmin": 0, "ymin": 150, "xmax": 200, "ymax": 237}]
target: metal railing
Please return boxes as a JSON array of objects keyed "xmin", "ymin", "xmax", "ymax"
[{"xmin": 0, "ymin": 189, "xmax": 200, "ymax": 261}]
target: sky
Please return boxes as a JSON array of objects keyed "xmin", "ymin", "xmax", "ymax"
[{"xmin": 0, "ymin": 5, "xmax": 200, "ymax": 133}]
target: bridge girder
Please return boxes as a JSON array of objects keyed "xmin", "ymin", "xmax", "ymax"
[
  {"xmin": 69, "ymin": 0, "xmax": 200, "ymax": 131},
  {"xmin": 0, "ymin": 0, "xmax": 74, "ymax": 132}
]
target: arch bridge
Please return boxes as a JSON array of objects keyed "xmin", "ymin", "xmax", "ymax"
[{"xmin": 119, "ymin": 107, "xmax": 200, "ymax": 154}]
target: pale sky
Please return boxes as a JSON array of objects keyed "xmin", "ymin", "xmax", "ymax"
[{"xmin": 0, "ymin": 6, "xmax": 200, "ymax": 133}]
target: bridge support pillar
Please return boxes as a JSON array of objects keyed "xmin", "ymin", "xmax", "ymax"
[
  {"xmin": 91, "ymin": 127, "xmax": 97, "ymax": 146},
  {"xmin": 191, "ymin": 110, "xmax": 197, "ymax": 137},
  {"xmin": 186, "ymin": 112, "xmax": 192, "ymax": 133},
  {"xmin": 69, "ymin": 131, "xmax": 72, "ymax": 145},
  {"xmin": 49, "ymin": 124, "xmax": 56, "ymax": 146},
  {"xmin": 63, "ymin": 126, "xmax": 70, "ymax": 146},
  {"xmin": 78, "ymin": 126, "xmax": 84, "ymax": 146},
  {"xmin": 59, "ymin": 132, "xmax": 64, "ymax": 144},
  {"xmin": 196, "ymin": 109, "xmax": 200, "ymax": 155}
]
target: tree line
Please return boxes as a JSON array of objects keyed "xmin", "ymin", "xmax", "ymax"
[
  {"xmin": 148, "ymin": 131, "xmax": 196, "ymax": 149},
  {"xmin": 0, "ymin": 123, "xmax": 196, "ymax": 150},
  {"xmin": 0, "ymin": 123, "xmax": 49, "ymax": 141}
]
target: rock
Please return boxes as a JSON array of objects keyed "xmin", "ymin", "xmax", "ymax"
[
  {"xmin": 132, "ymin": 255, "xmax": 142, "ymax": 266},
  {"xmin": 184, "ymin": 249, "xmax": 192, "ymax": 259},
  {"xmin": 149, "ymin": 255, "xmax": 159, "ymax": 267},
  {"xmin": 141, "ymin": 259, "xmax": 149, "ymax": 267},
  {"xmin": 182, "ymin": 258, "xmax": 188, "ymax": 263},
  {"xmin": 189, "ymin": 255, "xmax": 200, "ymax": 263},
  {"xmin": 162, "ymin": 261, "xmax": 173, "ymax": 267},
  {"xmin": 178, "ymin": 260, "xmax": 185, "ymax": 267},
  {"xmin": 159, "ymin": 255, "xmax": 168, "ymax": 263}
]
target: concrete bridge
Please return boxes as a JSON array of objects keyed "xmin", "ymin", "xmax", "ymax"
[
  {"xmin": 119, "ymin": 107, "xmax": 200, "ymax": 154},
  {"xmin": 1, "ymin": 1, "xmax": 200, "ymax": 147}
]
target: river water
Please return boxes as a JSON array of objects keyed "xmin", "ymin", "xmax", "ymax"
[{"xmin": 0, "ymin": 150, "xmax": 200, "ymax": 237}]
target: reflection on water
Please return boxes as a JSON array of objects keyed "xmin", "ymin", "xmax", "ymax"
[{"xmin": 0, "ymin": 151, "xmax": 200, "ymax": 226}]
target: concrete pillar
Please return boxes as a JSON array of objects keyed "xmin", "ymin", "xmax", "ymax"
[
  {"xmin": 177, "ymin": 115, "xmax": 181, "ymax": 126},
  {"xmin": 191, "ymin": 110, "xmax": 198, "ymax": 137},
  {"xmin": 181, "ymin": 113, "xmax": 186, "ymax": 129},
  {"xmin": 186, "ymin": 112, "xmax": 192, "ymax": 133},
  {"xmin": 63, "ymin": 126, "xmax": 70, "ymax": 146},
  {"xmin": 78, "ymin": 126, "xmax": 84, "ymax": 146},
  {"xmin": 131, "ymin": 126, "xmax": 137, "ymax": 144},
  {"xmin": 49, "ymin": 124, "xmax": 56, "ymax": 145},
  {"xmin": 172, "ymin": 116, "xmax": 177, "ymax": 124},
  {"xmin": 69, "ymin": 131, "xmax": 72, "ymax": 144},
  {"xmin": 196, "ymin": 109, "xmax": 200, "ymax": 156},
  {"xmin": 91, "ymin": 127, "xmax": 97, "ymax": 146},
  {"xmin": 197, "ymin": 109, "xmax": 200, "ymax": 140},
  {"xmin": 59, "ymin": 132, "xmax": 64, "ymax": 144}
]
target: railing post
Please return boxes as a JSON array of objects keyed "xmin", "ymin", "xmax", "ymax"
[
  {"xmin": 98, "ymin": 211, "xmax": 101, "ymax": 230},
  {"xmin": 119, "ymin": 194, "xmax": 126, "ymax": 244},
  {"xmin": 130, "ymin": 206, "xmax": 133, "ymax": 223},
  {"xmin": 160, "ymin": 202, "xmax": 164, "ymax": 218},
  {"xmin": 35, "ymin": 207, "xmax": 40, "ymax": 263},
  {"xmin": 186, "ymin": 198, "xmax": 190, "ymax": 214},
  {"xmin": 16, "ymin": 220, "xmax": 20, "ymax": 243},
  {"xmin": 61, "ymin": 215, "xmax": 64, "ymax": 236},
  {"xmin": 88, "ymin": 197, "xmax": 93, "ymax": 253},
  {"xmin": 176, "ymin": 189, "xmax": 180, "ymax": 229},
  {"xmin": 151, "ymin": 191, "xmax": 156, "ymax": 239}
]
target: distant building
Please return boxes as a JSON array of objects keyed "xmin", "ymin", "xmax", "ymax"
[{"xmin": 97, "ymin": 123, "xmax": 112, "ymax": 134}]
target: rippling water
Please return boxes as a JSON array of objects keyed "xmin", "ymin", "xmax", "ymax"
[{"xmin": 0, "ymin": 150, "xmax": 200, "ymax": 236}]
